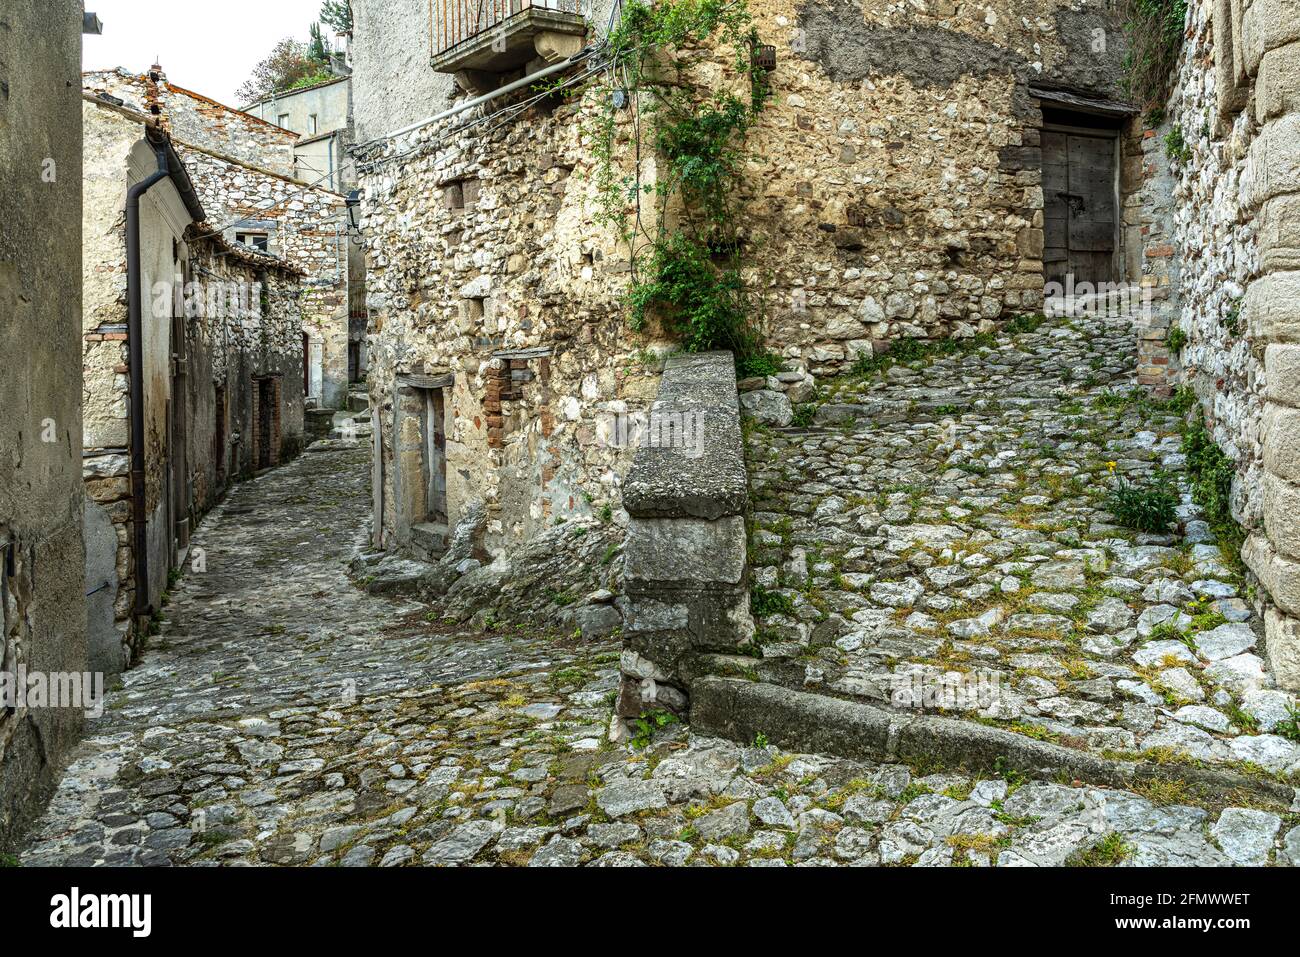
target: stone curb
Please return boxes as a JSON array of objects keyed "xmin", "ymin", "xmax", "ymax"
[{"xmin": 691, "ymin": 677, "xmax": 1300, "ymax": 812}]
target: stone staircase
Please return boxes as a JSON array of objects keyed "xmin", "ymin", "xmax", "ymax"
[{"xmin": 331, "ymin": 385, "xmax": 373, "ymax": 441}]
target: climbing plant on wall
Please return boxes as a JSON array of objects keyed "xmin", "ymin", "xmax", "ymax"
[
  {"xmin": 591, "ymin": 0, "xmax": 773, "ymax": 372},
  {"xmin": 1119, "ymin": 0, "xmax": 1189, "ymax": 107}
]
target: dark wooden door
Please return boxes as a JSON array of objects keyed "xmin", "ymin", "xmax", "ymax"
[
  {"xmin": 423, "ymin": 389, "xmax": 447, "ymax": 525},
  {"xmin": 1042, "ymin": 130, "xmax": 1116, "ymax": 288}
]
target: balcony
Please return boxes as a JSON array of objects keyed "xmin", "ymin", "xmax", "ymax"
[{"xmin": 432, "ymin": 0, "xmax": 586, "ymax": 90}]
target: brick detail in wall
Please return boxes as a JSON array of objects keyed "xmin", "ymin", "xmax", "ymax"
[{"xmin": 483, "ymin": 356, "xmax": 550, "ymax": 449}]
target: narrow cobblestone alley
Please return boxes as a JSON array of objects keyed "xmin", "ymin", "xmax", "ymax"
[
  {"xmin": 18, "ymin": 318, "xmax": 1300, "ymax": 868},
  {"xmin": 746, "ymin": 313, "xmax": 1300, "ymax": 782}
]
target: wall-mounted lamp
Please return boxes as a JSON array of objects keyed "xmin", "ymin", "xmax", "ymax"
[
  {"xmin": 754, "ymin": 44, "xmax": 777, "ymax": 72},
  {"xmin": 83, "ymin": 12, "xmax": 103, "ymax": 34},
  {"xmin": 345, "ymin": 189, "xmax": 361, "ymax": 233}
]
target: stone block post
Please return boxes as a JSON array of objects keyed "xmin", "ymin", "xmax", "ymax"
[
  {"xmin": 1242, "ymin": 0, "xmax": 1300, "ymax": 689},
  {"xmin": 616, "ymin": 352, "xmax": 753, "ymax": 731}
]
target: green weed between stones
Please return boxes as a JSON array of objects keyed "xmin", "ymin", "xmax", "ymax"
[
  {"xmin": 629, "ymin": 709, "xmax": 679, "ymax": 750},
  {"xmin": 1105, "ymin": 472, "xmax": 1179, "ymax": 533},
  {"xmin": 750, "ymin": 581, "xmax": 795, "ymax": 618},
  {"xmin": 1069, "ymin": 832, "xmax": 1133, "ymax": 866},
  {"xmin": 1119, "ymin": 0, "xmax": 1188, "ymax": 106}
]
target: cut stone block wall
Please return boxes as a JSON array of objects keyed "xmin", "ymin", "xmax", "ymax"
[
  {"xmin": 617, "ymin": 352, "xmax": 753, "ymax": 732},
  {"xmin": 1141, "ymin": 0, "xmax": 1300, "ymax": 690},
  {"xmin": 1244, "ymin": 0, "xmax": 1300, "ymax": 690}
]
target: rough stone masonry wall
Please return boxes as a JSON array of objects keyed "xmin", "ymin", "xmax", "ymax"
[
  {"xmin": 176, "ymin": 143, "xmax": 351, "ymax": 411},
  {"xmin": 356, "ymin": 88, "xmax": 662, "ymax": 554},
  {"xmin": 354, "ymin": 0, "xmax": 1126, "ymax": 552},
  {"xmin": 183, "ymin": 231, "xmax": 308, "ymax": 499},
  {"xmin": 731, "ymin": 0, "xmax": 1128, "ymax": 375},
  {"xmin": 82, "ymin": 69, "xmax": 298, "ymax": 177},
  {"xmin": 0, "ymin": 0, "xmax": 87, "ymax": 852}
]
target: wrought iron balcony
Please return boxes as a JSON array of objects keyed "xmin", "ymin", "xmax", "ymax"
[{"xmin": 432, "ymin": 0, "xmax": 586, "ymax": 80}]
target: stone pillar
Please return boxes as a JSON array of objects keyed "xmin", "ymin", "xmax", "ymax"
[
  {"xmin": 616, "ymin": 352, "xmax": 753, "ymax": 735},
  {"xmin": 1242, "ymin": 0, "xmax": 1300, "ymax": 689}
]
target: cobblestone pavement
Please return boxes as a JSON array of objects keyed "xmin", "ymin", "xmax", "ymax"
[
  {"xmin": 747, "ymin": 312, "xmax": 1300, "ymax": 784},
  {"xmin": 17, "ymin": 353, "xmax": 1300, "ymax": 867}
]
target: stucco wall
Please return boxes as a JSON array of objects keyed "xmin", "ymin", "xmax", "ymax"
[
  {"xmin": 0, "ymin": 0, "xmax": 87, "ymax": 852},
  {"xmin": 352, "ymin": 0, "xmax": 457, "ymax": 142},
  {"xmin": 246, "ymin": 77, "xmax": 350, "ymax": 139}
]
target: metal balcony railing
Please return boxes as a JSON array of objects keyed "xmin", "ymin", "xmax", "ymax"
[{"xmin": 435, "ymin": 0, "xmax": 583, "ymax": 58}]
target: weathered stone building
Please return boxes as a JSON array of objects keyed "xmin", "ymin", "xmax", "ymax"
[
  {"xmin": 0, "ymin": 0, "xmax": 89, "ymax": 852},
  {"xmin": 82, "ymin": 96, "xmax": 307, "ymax": 672},
  {"xmin": 84, "ymin": 67, "xmax": 299, "ymax": 176},
  {"xmin": 84, "ymin": 68, "xmax": 357, "ymax": 410},
  {"xmin": 350, "ymin": 0, "xmax": 1143, "ymax": 560}
]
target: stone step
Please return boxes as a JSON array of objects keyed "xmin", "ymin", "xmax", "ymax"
[
  {"xmin": 347, "ymin": 391, "xmax": 370, "ymax": 413},
  {"xmin": 409, "ymin": 521, "xmax": 448, "ymax": 560}
]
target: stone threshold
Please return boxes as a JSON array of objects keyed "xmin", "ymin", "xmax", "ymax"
[{"xmin": 690, "ymin": 676, "xmax": 1300, "ymax": 814}]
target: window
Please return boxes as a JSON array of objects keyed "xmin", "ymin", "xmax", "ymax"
[
  {"xmin": 277, "ymin": 113, "xmax": 290, "ymax": 128},
  {"xmin": 442, "ymin": 177, "xmax": 481, "ymax": 214},
  {"xmin": 236, "ymin": 232, "xmax": 269, "ymax": 252},
  {"xmin": 308, "ymin": 114, "xmax": 318, "ymax": 134}
]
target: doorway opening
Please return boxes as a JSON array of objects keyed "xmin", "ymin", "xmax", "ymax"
[
  {"xmin": 254, "ymin": 376, "xmax": 280, "ymax": 471},
  {"xmin": 213, "ymin": 383, "xmax": 227, "ymax": 485},
  {"xmin": 421, "ymin": 387, "xmax": 447, "ymax": 528},
  {"xmin": 1041, "ymin": 107, "xmax": 1121, "ymax": 290}
]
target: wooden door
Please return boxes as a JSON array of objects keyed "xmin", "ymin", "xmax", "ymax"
[
  {"xmin": 1042, "ymin": 130, "xmax": 1116, "ymax": 288},
  {"xmin": 423, "ymin": 389, "xmax": 447, "ymax": 525}
]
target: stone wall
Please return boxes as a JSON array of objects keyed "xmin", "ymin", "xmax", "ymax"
[
  {"xmin": 1237, "ymin": 0, "xmax": 1300, "ymax": 689},
  {"xmin": 1134, "ymin": 0, "xmax": 1300, "ymax": 689},
  {"xmin": 175, "ymin": 141, "xmax": 351, "ymax": 409},
  {"xmin": 183, "ymin": 229, "xmax": 309, "ymax": 493},
  {"xmin": 727, "ymin": 0, "xmax": 1129, "ymax": 373},
  {"xmin": 355, "ymin": 85, "xmax": 661, "ymax": 554},
  {"xmin": 83, "ymin": 68, "xmax": 298, "ymax": 177},
  {"xmin": 0, "ymin": 0, "xmax": 87, "ymax": 852},
  {"xmin": 617, "ymin": 352, "xmax": 752, "ymax": 733},
  {"xmin": 353, "ymin": 0, "xmax": 1132, "ymax": 556}
]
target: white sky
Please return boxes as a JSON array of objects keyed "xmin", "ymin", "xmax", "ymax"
[{"xmin": 82, "ymin": 0, "xmax": 339, "ymax": 107}]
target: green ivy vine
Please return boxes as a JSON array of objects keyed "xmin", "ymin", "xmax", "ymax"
[
  {"xmin": 1119, "ymin": 0, "xmax": 1188, "ymax": 107},
  {"xmin": 591, "ymin": 0, "xmax": 773, "ymax": 372}
]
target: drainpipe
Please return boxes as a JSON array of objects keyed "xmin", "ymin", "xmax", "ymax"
[{"xmin": 125, "ymin": 137, "xmax": 171, "ymax": 618}]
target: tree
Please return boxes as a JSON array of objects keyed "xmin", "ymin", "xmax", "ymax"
[
  {"xmin": 236, "ymin": 37, "xmax": 330, "ymax": 104},
  {"xmin": 320, "ymin": 0, "xmax": 353, "ymax": 35},
  {"xmin": 307, "ymin": 22, "xmax": 329, "ymax": 63}
]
